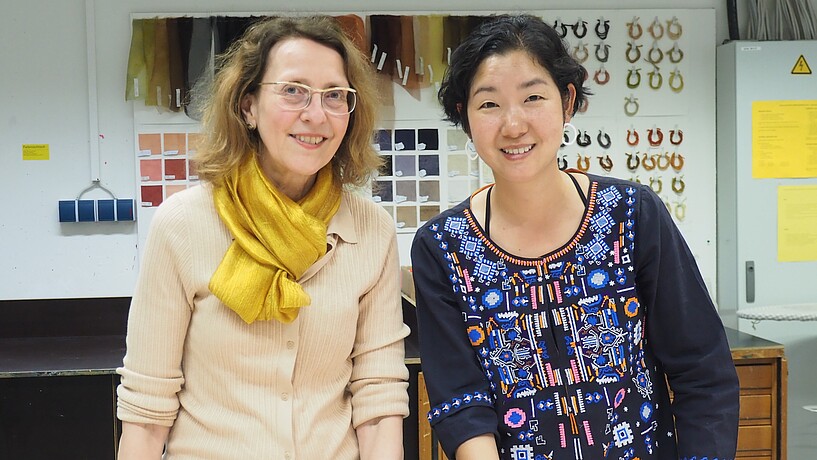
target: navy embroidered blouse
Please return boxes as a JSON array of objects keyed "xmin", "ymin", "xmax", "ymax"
[{"xmin": 411, "ymin": 175, "xmax": 739, "ymax": 460}]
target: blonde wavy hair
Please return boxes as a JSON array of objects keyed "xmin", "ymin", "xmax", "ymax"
[{"xmin": 191, "ymin": 15, "xmax": 381, "ymax": 188}]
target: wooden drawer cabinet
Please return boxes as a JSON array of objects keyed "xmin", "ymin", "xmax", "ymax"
[
  {"xmin": 416, "ymin": 329, "xmax": 787, "ymax": 460},
  {"xmin": 418, "ymin": 372, "xmax": 449, "ymax": 460},
  {"xmin": 730, "ymin": 330, "xmax": 787, "ymax": 460}
]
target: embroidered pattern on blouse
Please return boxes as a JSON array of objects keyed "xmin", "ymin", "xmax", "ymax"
[
  {"xmin": 460, "ymin": 182, "xmax": 599, "ymax": 267},
  {"xmin": 427, "ymin": 390, "xmax": 494, "ymax": 421},
  {"xmin": 425, "ymin": 184, "xmax": 684, "ymax": 458},
  {"xmin": 680, "ymin": 457, "xmax": 734, "ymax": 460}
]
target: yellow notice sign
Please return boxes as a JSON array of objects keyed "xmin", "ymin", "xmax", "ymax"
[
  {"xmin": 22, "ymin": 144, "xmax": 50, "ymax": 161},
  {"xmin": 778, "ymin": 185, "xmax": 817, "ymax": 262},
  {"xmin": 752, "ymin": 100, "xmax": 817, "ymax": 178},
  {"xmin": 792, "ymin": 55, "xmax": 812, "ymax": 74}
]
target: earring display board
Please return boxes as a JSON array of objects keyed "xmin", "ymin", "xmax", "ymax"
[{"xmin": 131, "ymin": 8, "xmax": 716, "ymax": 295}]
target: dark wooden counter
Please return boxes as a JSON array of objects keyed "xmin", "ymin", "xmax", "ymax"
[
  {"xmin": 0, "ymin": 296, "xmax": 423, "ymax": 460},
  {"xmin": 0, "ymin": 335, "xmax": 125, "ymax": 378}
]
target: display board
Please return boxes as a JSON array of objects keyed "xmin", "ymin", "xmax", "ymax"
[
  {"xmin": 0, "ymin": 1, "xmax": 718, "ymax": 300},
  {"xmin": 133, "ymin": 9, "xmax": 718, "ymax": 294}
]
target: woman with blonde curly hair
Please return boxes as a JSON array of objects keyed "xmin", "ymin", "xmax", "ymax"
[{"xmin": 117, "ymin": 15, "xmax": 409, "ymax": 460}]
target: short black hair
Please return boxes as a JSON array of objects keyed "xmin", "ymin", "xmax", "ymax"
[{"xmin": 438, "ymin": 14, "xmax": 590, "ymax": 136}]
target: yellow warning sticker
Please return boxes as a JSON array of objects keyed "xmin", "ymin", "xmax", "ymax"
[{"xmin": 791, "ymin": 55, "xmax": 812, "ymax": 74}]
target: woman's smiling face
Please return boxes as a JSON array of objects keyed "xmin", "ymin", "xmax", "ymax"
[
  {"xmin": 242, "ymin": 38, "xmax": 351, "ymax": 200},
  {"xmin": 466, "ymin": 49, "xmax": 575, "ymax": 185}
]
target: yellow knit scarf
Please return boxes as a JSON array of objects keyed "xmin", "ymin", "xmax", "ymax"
[{"xmin": 210, "ymin": 155, "xmax": 341, "ymax": 324}]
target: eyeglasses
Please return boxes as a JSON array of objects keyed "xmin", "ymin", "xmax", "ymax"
[{"xmin": 258, "ymin": 81, "xmax": 357, "ymax": 115}]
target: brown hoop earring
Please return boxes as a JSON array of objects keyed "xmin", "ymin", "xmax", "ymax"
[
  {"xmin": 624, "ymin": 96, "xmax": 639, "ymax": 117},
  {"xmin": 672, "ymin": 175, "xmax": 686, "ymax": 194},
  {"xmin": 576, "ymin": 154, "xmax": 591, "ymax": 171},
  {"xmin": 627, "ymin": 67, "xmax": 642, "ymax": 89},
  {"xmin": 648, "ymin": 68, "xmax": 662, "ymax": 90},
  {"xmin": 626, "ymin": 129, "xmax": 639, "ymax": 146},
  {"xmin": 626, "ymin": 152, "xmax": 641, "ymax": 171},
  {"xmin": 598, "ymin": 154, "xmax": 614, "ymax": 172},
  {"xmin": 669, "ymin": 69, "xmax": 684, "ymax": 93},
  {"xmin": 649, "ymin": 176, "xmax": 663, "ymax": 194},
  {"xmin": 647, "ymin": 128, "xmax": 664, "ymax": 147},
  {"xmin": 666, "ymin": 17, "xmax": 683, "ymax": 40},
  {"xmin": 648, "ymin": 17, "xmax": 664, "ymax": 40},
  {"xmin": 594, "ymin": 67, "xmax": 610, "ymax": 85},
  {"xmin": 646, "ymin": 43, "xmax": 664, "ymax": 65},
  {"xmin": 670, "ymin": 129, "xmax": 684, "ymax": 145},
  {"xmin": 642, "ymin": 153, "xmax": 657, "ymax": 171},
  {"xmin": 674, "ymin": 199, "xmax": 687, "ymax": 221},
  {"xmin": 627, "ymin": 17, "xmax": 643, "ymax": 39},
  {"xmin": 626, "ymin": 42, "xmax": 642, "ymax": 63},
  {"xmin": 572, "ymin": 42, "xmax": 589, "ymax": 63},
  {"xmin": 670, "ymin": 152, "xmax": 685, "ymax": 171},
  {"xmin": 667, "ymin": 44, "xmax": 684, "ymax": 63},
  {"xmin": 657, "ymin": 152, "xmax": 671, "ymax": 170}
]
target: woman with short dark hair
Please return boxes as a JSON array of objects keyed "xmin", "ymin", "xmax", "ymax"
[{"xmin": 413, "ymin": 14, "xmax": 738, "ymax": 460}]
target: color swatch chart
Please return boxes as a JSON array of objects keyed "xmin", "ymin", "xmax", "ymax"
[
  {"xmin": 137, "ymin": 131, "xmax": 201, "ymax": 208},
  {"xmin": 372, "ymin": 124, "xmax": 489, "ymax": 233}
]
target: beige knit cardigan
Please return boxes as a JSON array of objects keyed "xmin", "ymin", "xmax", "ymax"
[{"xmin": 117, "ymin": 184, "xmax": 410, "ymax": 459}]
